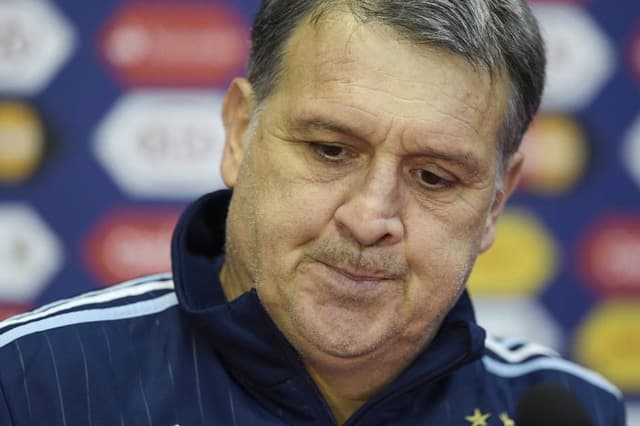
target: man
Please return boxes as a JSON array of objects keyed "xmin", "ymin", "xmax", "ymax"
[{"xmin": 0, "ymin": 0, "xmax": 626, "ymax": 425}]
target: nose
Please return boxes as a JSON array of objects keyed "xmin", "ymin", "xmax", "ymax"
[{"xmin": 333, "ymin": 163, "xmax": 404, "ymax": 247}]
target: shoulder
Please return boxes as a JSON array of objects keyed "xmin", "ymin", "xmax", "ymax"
[
  {"xmin": 481, "ymin": 334, "xmax": 626, "ymax": 425},
  {"xmin": 0, "ymin": 273, "xmax": 178, "ymax": 350},
  {"xmin": 482, "ymin": 334, "xmax": 621, "ymax": 397},
  {"xmin": 0, "ymin": 275, "xmax": 209, "ymax": 424}
]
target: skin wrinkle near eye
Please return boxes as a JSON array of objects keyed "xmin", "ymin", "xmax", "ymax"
[
  {"xmin": 304, "ymin": 132, "xmax": 480, "ymax": 194},
  {"xmin": 287, "ymin": 110, "xmax": 483, "ymax": 165},
  {"xmin": 456, "ymin": 188, "xmax": 490, "ymax": 219},
  {"xmin": 303, "ymin": 45, "xmax": 506, "ymax": 173},
  {"xmin": 283, "ymin": 112, "xmax": 491, "ymax": 192},
  {"xmin": 405, "ymin": 145, "xmax": 485, "ymax": 182},
  {"xmin": 297, "ymin": 87, "xmax": 496, "ymax": 167},
  {"xmin": 399, "ymin": 117, "xmax": 498, "ymax": 185},
  {"xmin": 263, "ymin": 134, "xmax": 358, "ymax": 185}
]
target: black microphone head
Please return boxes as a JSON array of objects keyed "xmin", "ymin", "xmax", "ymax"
[{"xmin": 515, "ymin": 383, "xmax": 593, "ymax": 426}]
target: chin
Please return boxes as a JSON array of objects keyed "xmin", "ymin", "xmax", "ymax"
[
  {"xmin": 307, "ymin": 333, "xmax": 389, "ymax": 359},
  {"xmin": 289, "ymin": 301, "xmax": 402, "ymax": 359}
]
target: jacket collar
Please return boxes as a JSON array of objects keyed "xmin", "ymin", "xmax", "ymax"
[{"xmin": 172, "ymin": 190, "xmax": 486, "ymax": 417}]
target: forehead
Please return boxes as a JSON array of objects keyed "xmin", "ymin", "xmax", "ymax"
[{"xmin": 270, "ymin": 10, "xmax": 509, "ymax": 150}]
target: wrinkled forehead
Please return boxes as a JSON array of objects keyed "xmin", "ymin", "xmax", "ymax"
[
  {"xmin": 279, "ymin": 9, "xmax": 507, "ymax": 106},
  {"xmin": 300, "ymin": 5, "xmax": 504, "ymax": 73},
  {"xmin": 271, "ymin": 10, "xmax": 510, "ymax": 144}
]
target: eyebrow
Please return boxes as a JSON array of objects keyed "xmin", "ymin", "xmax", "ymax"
[
  {"xmin": 417, "ymin": 147, "xmax": 484, "ymax": 177},
  {"xmin": 287, "ymin": 115, "xmax": 368, "ymax": 140}
]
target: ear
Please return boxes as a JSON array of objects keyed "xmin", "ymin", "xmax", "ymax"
[
  {"xmin": 478, "ymin": 151, "xmax": 524, "ymax": 253},
  {"xmin": 221, "ymin": 78, "xmax": 255, "ymax": 188}
]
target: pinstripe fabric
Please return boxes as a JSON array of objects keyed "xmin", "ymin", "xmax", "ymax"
[
  {"xmin": 0, "ymin": 378, "xmax": 12, "ymax": 426},
  {"xmin": 0, "ymin": 276, "xmax": 263, "ymax": 426}
]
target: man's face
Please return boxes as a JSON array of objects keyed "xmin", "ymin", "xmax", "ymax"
[{"xmin": 221, "ymin": 12, "xmax": 520, "ymax": 365}]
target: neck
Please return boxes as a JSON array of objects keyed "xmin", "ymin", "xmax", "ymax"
[
  {"xmin": 307, "ymin": 368, "xmax": 368, "ymax": 425},
  {"xmin": 301, "ymin": 331, "xmax": 432, "ymax": 425},
  {"xmin": 219, "ymin": 262, "xmax": 252, "ymax": 301}
]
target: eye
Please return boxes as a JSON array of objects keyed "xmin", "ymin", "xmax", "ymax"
[
  {"xmin": 311, "ymin": 143, "xmax": 350, "ymax": 161},
  {"xmin": 417, "ymin": 169, "xmax": 455, "ymax": 189}
]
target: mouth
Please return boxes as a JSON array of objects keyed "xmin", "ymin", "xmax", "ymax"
[
  {"xmin": 330, "ymin": 265, "xmax": 395, "ymax": 282},
  {"xmin": 313, "ymin": 258, "xmax": 401, "ymax": 290}
]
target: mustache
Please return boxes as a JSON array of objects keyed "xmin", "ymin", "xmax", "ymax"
[{"xmin": 306, "ymin": 238, "xmax": 409, "ymax": 279}]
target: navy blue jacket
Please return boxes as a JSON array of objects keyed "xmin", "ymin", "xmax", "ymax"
[{"xmin": 0, "ymin": 190, "xmax": 626, "ymax": 425}]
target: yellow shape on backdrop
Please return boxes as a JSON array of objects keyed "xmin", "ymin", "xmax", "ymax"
[
  {"xmin": 0, "ymin": 102, "xmax": 45, "ymax": 183},
  {"xmin": 575, "ymin": 301, "xmax": 640, "ymax": 392},
  {"xmin": 468, "ymin": 209, "xmax": 559, "ymax": 296}
]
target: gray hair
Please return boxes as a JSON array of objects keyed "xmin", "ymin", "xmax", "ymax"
[{"xmin": 247, "ymin": 0, "xmax": 546, "ymax": 168}]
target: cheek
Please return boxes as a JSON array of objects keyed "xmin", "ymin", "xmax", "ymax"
[
  {"xmin": 257, "ymin": 183, "xmax": 341, "ymax": 247},
  {"xmin": 431, "ymin": 191, "xmax": 492, "ymax": 236},
  {"xmin": 406, "ymin": 194, "xmax": 489, "ymax": 253},
  {"xmin": 252, "ymin": 179, "xmax": 345, "ymax": 319},
  {"xmin": 249, "ymin": 161, "xmax": 344, "ymax": 279},
  {"xmin": 403, "ymin": 203, "xmax": 485, "ymax": 301}
]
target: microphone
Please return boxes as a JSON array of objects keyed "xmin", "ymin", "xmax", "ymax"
[{"xmin": 515, "ymin": 383, "xmax": 593, "ymax": 426}]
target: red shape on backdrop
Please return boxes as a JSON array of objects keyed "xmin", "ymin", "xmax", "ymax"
[
  {"xmin": 577, "ymin": 215, "xmax": 640, "ymax": 296},
  {"xmin": 0, "ymin": 304, "xmax": 31, "ymax": 322},
  {"xmin": 98, "ymin": 2, "xmax": 249, "ymax": 87},
  {"xmin": 627, "ymin": 23, "xmax": 640, "ymax": 86},
  {"xmin": 84, "ymin": 209, "xmax": 180, "ymax": 286}
]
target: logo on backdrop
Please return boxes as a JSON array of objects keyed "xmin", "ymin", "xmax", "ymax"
[
  {"xmin": 0, "ymin": 204, "xmax": 63, "ymax": 303},
  {"xmin": 577, "ymin": 214, "xmax": 640, "ymax": 296},
  {"xmin": 98, "ymin": 2, "xmax": 249, "ymax": 87},
  {"xmin": 84, "ymin": 209, "xmax": 180, "ymax": 285},
  {"xmin": 531, "ymin": 2, "xmax": 615, "ymax": 112},
  {"xmin": 0, "ymin": 101, "xmax": 46, "ymax": 184},
  {"xmin": 575, "ymin": 301, "xmax": 640, "ymax": 392},
  {"xmin": 518, "ymin": 114, "xmax": 589, "ymax": 196},
  {"xmin": 468, "ymin": 209, "xmax": 559, "ymax": 297},
  {"xmin": 0, "ymin": 0, "xmax": 76, "ymax": 95},
  {"xmin": 93, "ymin": 91, "xmax": 227, "ymax": 200}
]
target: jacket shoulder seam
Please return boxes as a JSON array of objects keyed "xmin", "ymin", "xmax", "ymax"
[
  {"xmin": 483, "ymin": 336, "xmax": 622, "ymax": 399},
  {"xmin": 0, "ymin": 274, "xmax": 177, "ymax": 349}
]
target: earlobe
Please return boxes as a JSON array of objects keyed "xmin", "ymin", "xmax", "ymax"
[
  {"xmin": 221, "ymin": 78, "xmax": 256, "ymax": 188},
  {"xmin": 479, "ymin": 152, "xmax": 524, "ymax": 253}
]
